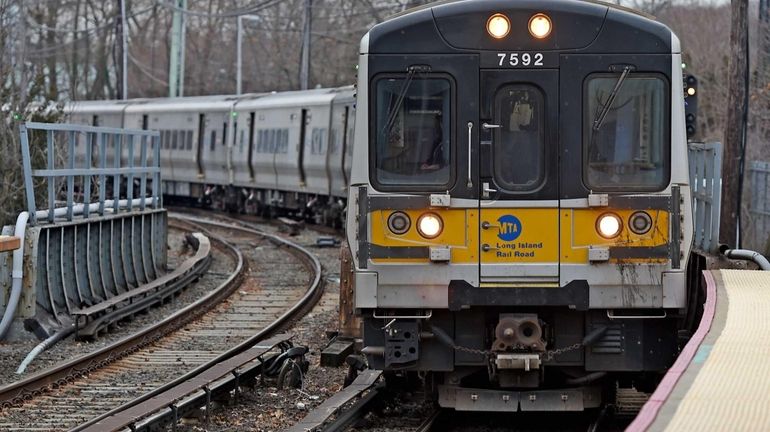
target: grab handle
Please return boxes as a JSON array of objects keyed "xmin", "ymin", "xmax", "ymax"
[{"xmin": 466, "ymin": 121, "xmax": 473, "ymax": 188}]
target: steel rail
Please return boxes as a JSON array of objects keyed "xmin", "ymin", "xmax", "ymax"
[
  {"xmin": 71, "ymin": 214, "xmax": 325, "ymax": 432},
  {"xmin": 0, "ymin": 220, "xmax": 243, "ymax": 410},
  {"xmin": 287, "ymin": 370, "xmax": 384, "ymax": 432}
]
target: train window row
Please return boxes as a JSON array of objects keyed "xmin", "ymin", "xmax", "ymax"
[
  {"xmin": 256, "ymin": 128, "xmax": 289, "ymax": 154},
  {"xmin": 310, "ymin": 128, "xmax": 327, "ymax": 155},
  {"xmin": 161, "ymin": 130, "xmax": 194, "ymax": 151}
]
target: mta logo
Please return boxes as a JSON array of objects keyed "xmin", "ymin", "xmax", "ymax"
[{"xmin": 497, "ymin": 215, "xmax": 522, "ymax": 242}]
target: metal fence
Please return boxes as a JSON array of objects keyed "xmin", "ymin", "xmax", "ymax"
[
  {"xmin": 688, "ymin": 142, "xmax": 722, "ymax": 254},
  {"xmin": 749, "ymin": 161, "xmax": 770, "ymax": 251},
  {"xmin": 19, "ymin": 122, "xmax": 161, "ymax": 225}
]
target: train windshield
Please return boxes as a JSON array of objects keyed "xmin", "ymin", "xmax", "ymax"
[
  {"xmin": 585, "ymin": 75, "xmax": 669, "ymax": 191},
  {"xmin": 373, "ymin": 77, "xmax": 451, "ymax": 187}
]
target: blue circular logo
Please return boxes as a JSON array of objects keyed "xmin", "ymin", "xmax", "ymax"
[{"xmin": 497, "ymin": 215, "xmax": 522, "ymax": 242}]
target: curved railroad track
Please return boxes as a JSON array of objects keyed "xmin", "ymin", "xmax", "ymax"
[{"xmin": 0, "ymin": 214, "xmax": 324, "ymax": 432}]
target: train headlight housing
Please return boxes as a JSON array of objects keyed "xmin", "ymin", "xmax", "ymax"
[
  {"xmin": 596, "ymin": 213, "xmax": 622, "ymax": 239},
  {"xmin": 528, "ymin": 13, "xmax": 552, "ymax": 39},
  {"xmin": 417, "ymin": 213, "xmax": 443, "ymax": 239},
  {"xmin": 487, "ymin": 13, "xmax": 511, "ymax": 39},
  {"xmin": 387, "ymin": 211, "xmax": 411, "ymax": 235},
  {"xmin": 629, "ymin": 211, "xmax": 653, "ymax": 235}
]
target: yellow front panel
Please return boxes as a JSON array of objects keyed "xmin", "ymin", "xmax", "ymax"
[
  {"xmin": 478, "ymin": 208, "xmax": 559, "ymax": 263},
  {"xmin": 560, "ymin": 208, "xmax": 669, "ymax": 263},
  {"xmin": 369, "ymin": 209, "xmax": 478, "ymax": 263}
]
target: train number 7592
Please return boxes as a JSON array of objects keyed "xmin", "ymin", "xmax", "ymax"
[{"xmin": 497, "ymin": 52, "xmax": 544, "ymax": 67}]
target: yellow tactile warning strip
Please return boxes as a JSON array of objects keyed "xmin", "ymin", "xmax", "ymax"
[{"xmin": 637, "ymin": 269, "xmax": 770, "ymax": 431}]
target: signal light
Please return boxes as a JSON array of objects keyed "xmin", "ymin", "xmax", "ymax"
[{"xmin": 684, "ymin": 74, "xmax": 698, "ymax": 139}]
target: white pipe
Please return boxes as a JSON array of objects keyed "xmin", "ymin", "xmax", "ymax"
[
  {"xmin": 34, "ymin": 197, "xmax": 153, "ymax": 221},
  {"xmin": 724, "ymin": 249, "xmax": 770, "ymax": 271},
  {"xmin": 0, "ymin": 197, "xmax": 153, "ymax": 340},
  {"xmin": 16, "ymin": 324, "xmax": 75, "ymax": 374},
  {"xmin": 0, "ymin": 211, "xmax": 29, "ymax": 340}
]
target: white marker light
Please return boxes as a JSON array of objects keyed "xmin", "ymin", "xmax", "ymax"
[
  {"xmin": 417, "ymin": 213, "xmax": 443, "ymax": 239},
  {"xmin": 629, "ymin": 211, "xmax": 653, "ymax": 235},
  {"xmin": 687, "ymin": 87, "xmax": 696, "ymax": 96},
  {"xmin": 528, "ymin": 13, "xmax": 552, "ymax": 39},
  {"xmin": 487, "ymin": 13, "xmax": 511, "ymax": 39},
  {"xmin": 597, "ymin": 213, "xmax": 622, "ymax": 239}
]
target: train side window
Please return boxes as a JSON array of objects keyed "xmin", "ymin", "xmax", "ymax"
[
  {"xmin": 282, "ymin": 129, "xmax": 289, "ymax": 153},
  {"xmin": 492, "ymin": 85, "xmax": 545, "ymax": 191},
  {"xmin": 373, "ymin": 76, "xmax": 452, "ymax": 188},
  {"xmin": 210, "ymin": 130, "xmax": 216, "ymax": 152},
  {"xmin": 268, "ymin": 129, "xmax": 274, "ymax": 152},
  {"xmin": 186, "ymin": 130, "xmax": 193, "ymax": 150},
  {"xmin": 584, "ymin": 74, "xmax": 669, "ymax": 191},
  {"xmin": 171, "ymin": 130, "xmax": 178, "ymax": 150}
]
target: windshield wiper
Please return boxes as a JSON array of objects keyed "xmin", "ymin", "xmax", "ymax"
[
  {"xmin": 592, "ymin": 66, "xmax": 633, "ymax": 131},
  {"xmin": 382, "ymin": 65, "xmax": 431, "ymax": 136}
]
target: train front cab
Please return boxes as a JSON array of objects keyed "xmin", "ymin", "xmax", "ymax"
[{"xmin": 347, "ymin": 0, "xmax": 693, "ymax": 412}]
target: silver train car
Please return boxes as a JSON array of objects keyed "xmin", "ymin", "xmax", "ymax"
[{"xmin": 66, "ymin": 87, "xmax": 355, "ymax": 225}]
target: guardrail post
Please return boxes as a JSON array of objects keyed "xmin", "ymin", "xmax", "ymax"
[{"xmin": 19, "ymin": 124, "xmax": 37, "ymax": 225}]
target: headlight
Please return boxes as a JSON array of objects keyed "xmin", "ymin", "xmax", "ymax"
[
  {"xmin": 528, "ymin": 13, "xmax": 552, "ymax": 39},
  {"xmin": 387, "ymin": 211, "xmax": 411, "ymax": 235},
  {"xmin": 417, "ymin": 213, "xmax": 443, "ymax": 239},
  {"xmin": 596, "ymin": 213, "xmax": 622, "ymax": 239},
  {"xmin": 629, "ymin": 211, "xmax": 653, "ymax": 235},
  {"xmin": 487, "ymin": 13, "xmax": 511, "ymax": 39}
]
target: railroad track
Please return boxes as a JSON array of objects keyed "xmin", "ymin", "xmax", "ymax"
[{"xmin": 0, "ymin": 214, "xmax": 324, "ymax": 431}]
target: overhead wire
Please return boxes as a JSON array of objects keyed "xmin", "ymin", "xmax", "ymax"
[{"xmin": 128, "ymin": 51, "xmax": 169, "ymax": 86}]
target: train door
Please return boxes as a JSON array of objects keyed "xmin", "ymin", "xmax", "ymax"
[{"xmin": 478, "ymin": 70, "xmax": 559, "ymax": 284}]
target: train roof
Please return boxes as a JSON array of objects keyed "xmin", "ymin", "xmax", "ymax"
[
  {"xmin": 64, "ymin": 87, "xmax": 354, "ymax": 115},
  {"xmin": 366, "ymin": 0, "xmax": 675, "ymax": 55},
  {"xmin": 234, "ymin": 86, "xmax": 355, "ymax": 110}
]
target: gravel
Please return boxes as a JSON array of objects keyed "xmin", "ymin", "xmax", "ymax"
[{"xmin": 175, "ymin": 225, "xmax": 349, "ymax": 432}]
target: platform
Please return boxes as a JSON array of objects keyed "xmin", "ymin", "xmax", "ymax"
[
  {"xmin": 0, "ymin": 236, "xmax": 20, "ymax": 252},
  {"xmin": 629, "ymin": 269, "xmax": 770, "ymax": 431}
]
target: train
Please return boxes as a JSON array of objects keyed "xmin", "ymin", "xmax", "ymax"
[
  {"xmin": 344, "ymin": 0, "xmax": 695, "ymax": 413},
  {"xmin": 66, "ymin": 87, "xmax": 355, "ymax": 226},
  {"xmin": 65, "ymin": 0, "xmax": 698, "ymax": 414}
]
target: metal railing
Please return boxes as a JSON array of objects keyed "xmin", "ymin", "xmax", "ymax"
[
  {"xmin": 19, "ymin": 122, "xmax": 161, "ymax": 225},
  {"xmin": 688, "ymin": 142, "xmax": 722, "ymax": 253},
  {"xmin": 749, "ymin": 161, "xmax": 770, "ymax": 250}
]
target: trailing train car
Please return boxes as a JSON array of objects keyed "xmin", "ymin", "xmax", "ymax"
[
  {"xmin": 346, "ymin": 0, "xmax": 694, "ymax": 411},
  {"xmin": 65, "ymin": 87, "xmax": 355, "ymax": 224}
]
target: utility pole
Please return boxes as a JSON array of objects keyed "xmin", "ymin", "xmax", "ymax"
[
  {"xmin": 119, "ymin": 0, "xmax": 128, "ymax": 99},
  {"xmin": 237, "ymin": 15, "xmax": 243, "ymax": 95},
  {"xmin": 721, "ymin": 0, "xmax": 749, "ymax": 247},
  {"xmin": 760, "ymin": 0, "xmax": 770, "ymax": 76},
  {"xmin": 299, "ymin": 0, "xmax": 312, "ymax": 90},
  {"xmin": 169, "ymin": 0, "xmax": 187, "ymax": 97},
  {"xmin": 18, "ymin": 1, "xmax": 28, "ymax": 107}
]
